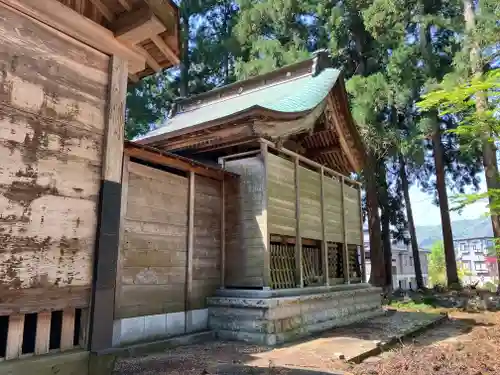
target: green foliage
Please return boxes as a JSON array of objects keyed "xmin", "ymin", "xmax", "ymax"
[{"xmin": 429, "ymin": 240, "xmax": 472, "ymax": 286}]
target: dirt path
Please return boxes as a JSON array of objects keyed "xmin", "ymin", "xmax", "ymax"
[{"xmin": 114, "ymin": 311, "xmax": 472, "ymax": 375}]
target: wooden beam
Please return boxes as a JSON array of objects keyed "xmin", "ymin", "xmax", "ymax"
[
  {"xmin": 341, "ymin": 177, "xmax": 350, "ymax": 284},
  {"xmin": 145, "ymin": 0, "xmax": 178, "ymax": 33},
  {"xmin": 358, "ymin": 187, "xmax": 366, "ymax": 283},
  {"xmin": 103, "ymin": 56, "xmax": 128, "ymax": 183},
  {"xmin": 114, "ymin": 156, "xmax": 129, "ymax": 319},
  {"xmin": 117, "ymin": 0, "xmax": 132, "ymax": 11},
  {"xmin": 261, "ymin": 142, "xmax": 271, "ymax": 288},
  {"xmin": 89, "ymin": 55, "xmax": 128, "ymax": 352},
  {"xmin": 0, "ymin": 0, "xmax": 146, "ymax": 73},
  {"xmin": 220, "ymin": 160, "xmax": 226, "ymax": 288},
  {"xmin": 260, "ymin": 138, "xmax": 360, "ymax": 186},
  {"xmin": 113, "ymin": 7, "xmax": 166, "ymax": 44},
  {"xmin": 320, "ymin": 167, "xmax": 329, "ymax": 286},
  {"xmin": 327, "ymin": 93, "xmax": 361, "ymax": 172},
  {"xmin": 151, "ymin": 34, "xmax": 180, "ymax": 64},
  {"xmin": 185, "ymin": 171, "xmax": 195, "ymax": 331},
  {"xmin": 294, "ymin": 157, "xmax": 303, "ymax": 288},
  {"xmin": 124, "ymin": 147, "xmax": 225, "ymax": 180},
  {"xmin": 88, "ymin": 0, "xmax": 114, "ymax": 22},
  {"xmin": 134, "ymin": 45, "xmax": 162, "ymax": 72}
]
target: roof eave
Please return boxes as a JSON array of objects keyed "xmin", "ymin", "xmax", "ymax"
[{"xmin": 136, "ymin": 105, "xmax": 314, "ymax": 146}]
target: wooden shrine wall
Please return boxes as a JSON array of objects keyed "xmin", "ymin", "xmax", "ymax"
[
  {"xmin": 0, "ymin": 3, "xmax": 109, "ymax": 315},
  {"xmin": 224, "ymin": 157, "xmax": 266, "ymax": 288}
]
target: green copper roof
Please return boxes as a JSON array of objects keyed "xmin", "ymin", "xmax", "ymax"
[{"xmin": 136, "ymin": 67, "xmax": 341, "ymax": 142}]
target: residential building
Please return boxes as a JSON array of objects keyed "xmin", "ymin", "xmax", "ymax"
[
  {"xmin": 454, "ymin": 237, "xmax": 497, "ymax": 285},
  {"xmin": 363, "ymin": 228, "xmax": 430, "ymax": 289}
]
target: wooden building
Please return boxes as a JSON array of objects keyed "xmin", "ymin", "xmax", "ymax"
[
  {"xmin": 0, "ymin": 0, "xmax": 180, "ymax": 373},
  {"xmin": 136, "ymin": 52, "xmax": 383, "ymax": 345}
]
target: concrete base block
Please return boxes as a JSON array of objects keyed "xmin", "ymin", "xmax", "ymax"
[{"xmin": 208, "ymin": 286, "xmax": 383, "ymax": 345}]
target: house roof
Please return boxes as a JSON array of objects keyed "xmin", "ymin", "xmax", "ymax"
[{"xmin": 135, "ymin": 55, "xmax": 341, "ymax": 143}]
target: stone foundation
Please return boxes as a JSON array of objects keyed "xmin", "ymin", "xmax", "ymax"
[{"xmin": 208, "ymin": 284, "xmax": 383, "ymax": 345}]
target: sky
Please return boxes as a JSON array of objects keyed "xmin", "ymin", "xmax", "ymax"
[{"xmin": 409, "ymin": 173, "xmax": 488, "ymax": 227}]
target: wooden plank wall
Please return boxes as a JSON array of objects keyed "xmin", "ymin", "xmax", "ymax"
[
  {"xmin": 344, "ymin": 184, "xmax": 362, "ymax": 245},
  {"xmin": 267, "ymin": 153, "xmax": 296, "ymax": 237},
  {"xmin": 323, "ymin": 178, "xmax": 343, "ymax": 243},
  {"xmin": 224, "ymin": 157, "xmax": 266, "ymax": 288},
  {"xmin": 0, "ymin": 4, "xmax": 108, "ymax": 314},
  {"xmin": 266, "ymin": 153, "xmax": 361, "ymax": 246},
  {"xmin": 115, "ymin": 161, "xmax": 188, "ymax": 319},
  {"xmin": 190, "ymin": 175, "xmax": 221, "ymax": 310},
  {"xmin": 298, "ymin": 166, "xmax": 322, "ymax": 240}
]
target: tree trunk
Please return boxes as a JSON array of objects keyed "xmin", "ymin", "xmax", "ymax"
[
  {"xmin": 400, "ymin": 155, "xmax": 425, "ymax": 289},
  {"xmin": 432, "ymin": 118, "xmax": 459, "ymax": 286},
  {"xmin": 365, "ymin": 154, "xmax": 386, "ymax": 287},
  {"xmin": 179, "ymin": 6, "xmax": 190, "ymax": 97},
  {"xmin": 463, "ymin": 0, "xmax": 500, "ymax": 285},
  {"xmin": 378, "ymin": 160, "xmax": 393, "ymax": 288}
]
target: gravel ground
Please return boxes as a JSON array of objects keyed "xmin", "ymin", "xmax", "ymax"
[{"xmin": 113, "ymin": 311, "xmax": 452, "ymax": 375}]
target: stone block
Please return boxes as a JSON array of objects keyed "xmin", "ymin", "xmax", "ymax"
[
  {"xmin": 167, "ymin": 311, "xmax": 186, "ymax": 336},
  {"xmin": 144, "ymin": 314, "xmax": 168, "ymax": 340},
  {"xmin": 119, "ymin": 316, "xmax": 145, "ymax": 345},
  {"xmin": 208, "ymin": 286, "xmax": 383, "ymax": 346},
  {"xmin": 187, "ymin": 309, "xmax": 209, "ymax": 333}
]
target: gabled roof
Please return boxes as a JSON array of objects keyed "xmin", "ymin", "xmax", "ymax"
[
  {"xmin": 135, "ymin": 52, "xmax": 340, "ymax": 143},
  {"xmin": 135, "ymin": 51, "xmax": 366, "ymax": 174}
]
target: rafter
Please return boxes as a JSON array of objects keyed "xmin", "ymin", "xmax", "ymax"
[
  {"xmin": 113, "ymin": 7, "xmax": 166, "ymax": 44},
  {"xmin": 150, "ymin": 34, "xmax": 180, "ymax": 64},
  {"xmin": 133, "ymin": 45, "xmax": 162, "ymax": 72},
  {"xmin": 117, "ymin": 0, "xmax": 132, "ymax": 11},
  {"xmin": 88, "ymin": 0, "xmax": 114, "ymax": 22}
]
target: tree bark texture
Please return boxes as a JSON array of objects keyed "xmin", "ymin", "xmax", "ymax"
[
  {"xmin": 378, "ymin": 160, "xmax": 393, "ymax": 288},
  {"xmin": 400, "ymin": 155, "xmax": 424, "ymax": 289},
  {"xmin": 365, "ymin": 154, "xmax": 386, "ymax": 287},
  {"xmin": 432, "ymin": 119, "xmax": 459, "ymax": 286},
  {"xmin": 463, "ymin": 0, "xmax": 500, "ymax": 281}
]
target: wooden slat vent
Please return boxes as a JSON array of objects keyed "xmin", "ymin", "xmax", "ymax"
[
  {"xmin": 0, "ymin": 308, "xmax": 85, "ymax": 361},
  {"xmin": 327, "ymin": 242, "xmax": 345, "ymax": 285}
]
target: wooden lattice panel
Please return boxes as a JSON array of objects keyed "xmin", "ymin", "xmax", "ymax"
[
  {"xmin": 327, "ymin": 243, "xmax": 344, "ymax": 284},
  {"xmin": 270, "ymin": 243, "xmax": 296, "ymax": 289},
  {"xmin": 348, "ymin": 244, "xmax": 362, "ymax": 282},
  {"xmin": 302, "ymin": 246, "xmax": 323, "ymax": 287}
]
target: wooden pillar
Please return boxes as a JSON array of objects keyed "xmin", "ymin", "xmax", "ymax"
[
  {"xmin": 320, "ymin": 167, "xmax": 329, "ymax": 286},
  {"xmin": 261, "ymin": 142, "xmax": 271, "ymax": 288},
  {"xmin": 89, "ymin": 55, "xmax": 127, "ymax": 352},
  {"xmin": 220, "ymin": 160, "xmax": 226, "ymax": 288},
  {"xmin": 358, "ymin": 187, "xmax": 366, "ymax": 283},
  {"xmin": 185, "ymin": 171, "xmax": 195, "ymax": 331},
  {"xmin": 294, "ymin": 157, "xmax": 303, "ymax": 287},
  {"xmin": 341, "ymin": 177, "xmax": 350, "ymax": 284}
]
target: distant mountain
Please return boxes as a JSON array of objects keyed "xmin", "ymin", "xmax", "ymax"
[{"xmin": 416, "ymin": 217, "xmax": 493, "ymax": 249}]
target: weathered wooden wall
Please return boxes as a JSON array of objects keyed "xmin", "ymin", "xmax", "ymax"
[
  {"xmin": 266, "ymin": 154, "xmax": 361, "ymax": 245},
  {"xmin": 0, "ymin": 4, "xmax": 109, "ymax": 314},
  {"xmin": 115, "ymin": 161, "xmax": 188, "ymax": 319},
  {"xmin": 324, "ymin": 178, "xmax": 343, "ymax": 243},
  {"xmin": 344, "ymin": 184, "xmax": 362, "ymax": 245},
  {"xmin": 190, "ymin": 175, "xmax": 221, "ymax": 310},
  {"xmin": 298, "ymin": 166, "xmax": 322, "ymax": 240},
  {"xmin": 267, "ymin": 153, "xmax": 295, "ymax": 237},
  {"xmin": 115, "ymin": 160, "xmax": 224, "ymax": 318},
  {"xmin": 224, "ymin": 157, "xmax": 266, "ymax": 288}
]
